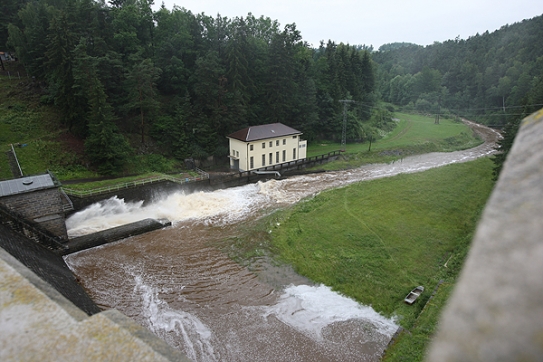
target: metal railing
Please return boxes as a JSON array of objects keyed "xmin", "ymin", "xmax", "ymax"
[
  {"xmin": 61, "ymin": 173, "xmax": 209, "ymax": 198},
  {"xmin": 9, "ymin": 144, "xmax": 23, "ymax": 178},
  {"xmin": 210, "ymin": 150, "xmax": 342, "ymax": 186},
  {"xmin": 0, "ymin": 203, "xmax": 68, "ymax": 252},
  {"xmin": 195, "ymin": 167, "xmax": 209, "ymax": 179}
]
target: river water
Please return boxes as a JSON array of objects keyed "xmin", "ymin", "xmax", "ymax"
[{"xmin": 64, "ymin": 122, "xmax": 499, "ymax": 361}]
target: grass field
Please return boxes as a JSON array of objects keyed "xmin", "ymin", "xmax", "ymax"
[
  {"xmin": 0, "ymin": 74, "xmax": 95, "ymax": 180},
  {"xmin": 307, "ymin": 113, "xmax": 483, "ymax": 170},
  {"xmin": 235, "ymin": 157, "xmax": 495, "ymax": 361}
]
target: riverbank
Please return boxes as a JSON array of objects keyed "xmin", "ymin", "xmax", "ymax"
[
  {"xmin": 1, "ymin": 115, "xmax": 499, "ymax": 361},
  {"xmin": 229, "ymin": 157, "xmax": 496, "ymax": 361}
]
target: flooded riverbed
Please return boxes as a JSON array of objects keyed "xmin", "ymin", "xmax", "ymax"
[{"xmin": 64, "ymin": 122, "xmax": 499, "ymax": 361}]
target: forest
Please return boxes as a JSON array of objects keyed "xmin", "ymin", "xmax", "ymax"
[
  {"xmin": 374, "ymin": 16, "xmax": 543, "ymax": 126},
  {"xmin": 2, "ymin": 0, "xmax": 543, "ymax": 175}
]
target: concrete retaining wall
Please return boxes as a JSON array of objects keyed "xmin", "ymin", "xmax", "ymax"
[
  {"xmin": 0, "ymin": 188, "xmax": 68, "ymax": 240},
  {"xmin": 64, "ymin": 218, "xmax": 172, "ymax": 255},
  {"xmin": 67, "ymin": 153, "xmax": 339, "ymax": 212},
  {"xmin": 0, "ymin": 244, "xmax": 190, "ymax": 361},
  {"xmin": 67, "ymin": 173, "xmax": 279, "ymax": 212},
  {"xmin": 426, "ymin": 109, "xmax": 543, "ymax": 360},
  {"xmin": 0, "ymin": 223, "xmax": 100, "ymax": 315}
]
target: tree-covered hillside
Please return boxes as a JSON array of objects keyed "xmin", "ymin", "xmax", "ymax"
[
  {"xmin": 4, "ymin": 0, "xmax": 380, "ymax": 174},
  {"xmin": 373, "ymin": 14, "xmax": 543, "ymax": 125},
  {"xmin": 4, "ymin": 0, "xmax": 542, "ymax": 176}
]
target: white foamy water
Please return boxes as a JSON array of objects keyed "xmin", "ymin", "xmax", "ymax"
[
  {"xmin": 66, "ymin": 184, "xmax": 271, "ymax": 237},
  {"xmin": 64, "ymin": 123, "xmax": 499, "ymax": 361},
  {"xmin": 131, "ymin": 272, "xmax": 397, "ymax": 362},
  {"xmin": 262, "ymin": 284, "xmax": 398, "ymax": 341},
  {"xmin": 134, "ymin": 275, "xmax": 218, "ymax": 362},
  {"xmin": 67, "ymin": 140, "xmax": 496, "ymax": 238},
  {"xmin": 67, "ymin": 120, "xmax": 499, "ymax": 239}
]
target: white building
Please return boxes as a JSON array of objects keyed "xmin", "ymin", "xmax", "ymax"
[{"xmin": 227, "ymin": 123, "xmax": 307, "ymax": 172}]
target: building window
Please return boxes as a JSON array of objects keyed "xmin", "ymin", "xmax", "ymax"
[
  {"xmin": 269, "ymin": 153, "xmax": 272, "ymax": 165},
  {"xmin": 250, "ymin": 144, "xmax": 254, "ymax": 151},
  {"xmin": 282, "ymin": 150, "xmax": 286, "ymax": 162},
  {"xmin": 250, "ymin": 156, "xmax": 254, "ymax": 169},
  {"xmin": 276, "ymin": 140, "xmax": 279, "ymax": 146},
  {"xmin": 236, "ymin": 151, "xmax": 239, "ymax": 157},
  {"xmin": 293, "ymin": 148, "xmax": 296, "ymax": 159},
  {"xmin": 262, "ymin": 142, "xmax": 265, "ymax": 149},
  {"xmin": 276, "ymin": 151, "xmax": 279, "ymax": 163},
  {"xmin": 262, "ymin": 154, "xmax": 266, "ymax": 166},
  {"xmin": 292, "ymin": 135, "xmax": 297, "ymax": 139},
  {"xmin": 283, "ymin": 139, "xmax": 286, "ymax": 145},
  {"xmin": 269, "ymin": 141, "xmax": 273, "ymax": 147},
  {"xmin": 231, "ymin": 149, "xmax": 235, "ymax": 156}
]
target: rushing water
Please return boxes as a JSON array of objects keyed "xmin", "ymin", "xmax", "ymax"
[{"xmin": 64, "ymin": 122, "xmax": 499, "ymax": 361}]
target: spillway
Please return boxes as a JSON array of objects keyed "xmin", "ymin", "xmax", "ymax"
[{"xmin": 64, "ymin": 123, "xmax": 498, "ymax": 361}]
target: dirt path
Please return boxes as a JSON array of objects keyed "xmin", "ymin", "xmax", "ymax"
[{"xmin": 462, "ymin": 118, "xmax": 501, "ymax": 145}]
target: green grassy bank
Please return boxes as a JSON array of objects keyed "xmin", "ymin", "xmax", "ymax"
[{"xmin": 236, "ymin": 157, "xmax": 494, "ymax": 361}]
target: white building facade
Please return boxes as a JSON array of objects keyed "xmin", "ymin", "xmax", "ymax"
[{"xmin": 227, "ymin": 123, "xmax": 307, "ymax": 172}]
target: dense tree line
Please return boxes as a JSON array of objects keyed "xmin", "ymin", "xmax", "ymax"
[
  {"xmin": 372, "ymin": 15, "xmax": 543, "ymax": 178},
  {"xmin": 7, "ymin": 1, "xmax": 540, "ymax": 176},
  {"xmin": 373, "ymin": 14, "xmax": 543, "ymax": 125},
  {"xmin": 5, "ymin": 0, "xmax": 378, "ymax": 174}
]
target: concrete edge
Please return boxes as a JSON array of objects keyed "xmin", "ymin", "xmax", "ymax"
[
  {"xmin": 521, "ymin": 108, "xmax": 543, "ymax": 128},
  {"xmin": 425, "ymin": 108, "xmax": 543, "ymax": 360},
  {"xmin": 1, "ymin": 246, "xmax": 190, "ymax": 361},
  {"xmin": 64, "ymin": 218, "xmax": 172, "ymax": 255},
  {"xmin": 0, "ymin": 246, "xmax": 89, "ymax": 322},
  {"xmin": 101, "ymin": 309, "xmax": 191, "ymax": 362}
]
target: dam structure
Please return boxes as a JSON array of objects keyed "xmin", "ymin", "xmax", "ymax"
[{"xmin": 1, "ymin": 110, "xmax": 542, "ymax": 360}]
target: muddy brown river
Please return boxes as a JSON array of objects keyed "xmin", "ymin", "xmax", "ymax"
[{"xmin": 64, "ymin": 121, "xmax": 499, "ymax": 361}]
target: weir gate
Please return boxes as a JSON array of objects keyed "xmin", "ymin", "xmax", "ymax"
[{"xmin": 0, "ymin": 150, "xmax": 341, "ymax": 253}]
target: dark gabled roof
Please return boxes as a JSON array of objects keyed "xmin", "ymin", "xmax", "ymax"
[{"xmin": 227, "ymin": 123, "xmax": 302, "ymax": 142}]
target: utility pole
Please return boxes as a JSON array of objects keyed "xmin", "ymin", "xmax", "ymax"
[{"xmin": 339, "ymin": 100, "xmax": 355, "ymax": 151}]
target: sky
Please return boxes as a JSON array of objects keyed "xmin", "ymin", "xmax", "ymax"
[{"xmin": 153, "ymin": 0, "xmax": 543, "ymax": 49}]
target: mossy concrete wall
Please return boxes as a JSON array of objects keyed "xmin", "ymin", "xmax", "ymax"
[{"xmin": 427, "ymin": 109, "xmax": 543, "ymax": 360}]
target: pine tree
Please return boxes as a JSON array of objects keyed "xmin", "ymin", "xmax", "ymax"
[
  {"xmin": 73, "ymin": 39, "xmax": 132, "ymax": 175},
  {"xmin": 123, "ymin": 56, "xmax": 161, "ymax": 143},
  {"xmin": 492, "ymin": 116, "xmax": 521, "ymax": 180},
  {"xmin": 46, "ymin": 10, "xmax": 81, "ymax": 132}
]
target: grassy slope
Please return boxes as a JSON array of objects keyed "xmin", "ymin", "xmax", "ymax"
[
  {"xmin": 265, "ymin": 157, "xmax": 494, "ymax": 361},
  {"xmin": 0, "ymin": 73, "xmax": 96, "ymax": 180},
  {"xmin": 0, "ymin": 72, "xmax": 183, "ymax": 181}
]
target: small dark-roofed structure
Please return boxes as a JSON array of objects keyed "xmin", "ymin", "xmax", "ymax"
[
  {"xmin": 0, "ymin": 174, "xmax": 69, "ymax": 241},
  {"xmin": 0, "ymin": 174, "xmax": 56, "ymax": 198}
]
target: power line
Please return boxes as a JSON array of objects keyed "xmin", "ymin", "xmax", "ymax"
[{"xmin": 339, "ymin": 100, "xmax": 355, "ymax": 151}]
